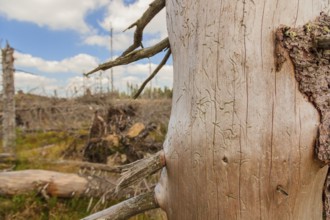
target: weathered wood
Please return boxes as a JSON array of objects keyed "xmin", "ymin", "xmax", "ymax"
[
  {"xmin": 2, "ymin": 43, "xmax": 16, "ymax": 154},
  {"xmin": 116, "ymin": 150, "xmax": 165, "ymax": 192},
  {"xmin": 85, "ymin": 38, "xmax": 169, "ymax": 76},
  {"xmin": 0, "ymin": 169, "xmax": 117, "ymax": 198},
  {"xmin": 0, "ymin": 170, "xmax": 88, "ymax": 198},
  {"xmin": 81, "ymin": 191, "xmax": 159, "ymax": 220},
  {"xmin": 154, "ymin": 1, "xmax": 330, "ymax": 219}
]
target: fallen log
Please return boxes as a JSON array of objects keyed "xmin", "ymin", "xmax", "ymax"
[
  {"xmin": 0, "ymin": 169, "xmax": 112, "ymax": 198},
  {"xmin": 0, "ymin": 151, "xmax": 165, "ymax": 199}
]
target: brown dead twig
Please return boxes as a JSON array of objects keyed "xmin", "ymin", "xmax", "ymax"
[
  {"xmin": 122, "ymin": 0, "xmax": 166, "ymax": 56},
  {"xmin": 85, "ymin": 38, "xmax": 169, "ymax": 76},
  {"xmin": 133, "ymin": 48, "xmax": 171, "ymax": 99},
  {"xmin": 85, "ymin": 0, "xmax": 171, "ymax": 98}
]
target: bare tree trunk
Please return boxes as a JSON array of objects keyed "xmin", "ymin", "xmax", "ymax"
[
  {"xmin": 2, "ymin": 43, "xmax": 16, "ymax": 155},
  {"xmin": 155, "ymin": 1, "xmax": 329, "ymax": 219}
]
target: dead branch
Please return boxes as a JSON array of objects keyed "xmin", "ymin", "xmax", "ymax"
[
  {"xmin": 85, "ymin": 38, "xmax": 169, "ymax": 76},
  {"xmin": 122, "ymin": 0, "xmax": 166, "ymax": 56},
  {"xmin": 116, "ymin": 150, "xmax": 165, "ymax": 193},
  {"xmin": 81, "ymin": 191, "xmax": 159, "ymax": 220},
  {"xmin": 133, "ymin": 49, "xmax": 171, "ymax": 99}
]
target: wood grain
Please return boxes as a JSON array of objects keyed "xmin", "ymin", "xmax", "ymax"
[{"xmin": 157, "ymin": 1, "xmax": 330, "ymax": 219}]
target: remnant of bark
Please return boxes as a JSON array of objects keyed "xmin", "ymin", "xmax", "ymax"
[
  {"xmin": 81, "ymin": 191, "xmax": 159, "ymax": 220},
  {"xmin": 276, "ymin": 13, "xmax": 330, "ymax": 217},
  {"xmin": 276, "ymin": 13, "xmax": 330, "ymax": 164}
]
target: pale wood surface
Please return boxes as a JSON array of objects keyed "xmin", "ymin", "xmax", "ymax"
[
  {"xmin": 156, "ymin": 1, "xmax": 330, "ymax": 219},
  {"xmin": 81, "ymin": 192, "xmax": 158, "ymax": 220},
  {"xmin": 0, "ymin": 170, "xmax": 88, "ymax": 197}
]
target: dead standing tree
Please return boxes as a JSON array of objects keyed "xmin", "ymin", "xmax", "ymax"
[
  {"xmin": 1, "ymin": 43, "xmax": 16, "ymax": 157},
  {"xmin": 84, "ymin": 0, "xmax": 330, "ymax": 220}
]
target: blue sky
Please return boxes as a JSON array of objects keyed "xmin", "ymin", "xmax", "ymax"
[{"xmin": 0, "ymin": 0, "xmax": 172, "ymax": 97}]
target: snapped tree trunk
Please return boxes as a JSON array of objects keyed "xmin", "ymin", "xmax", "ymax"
[
  {"xmin": 155, "ymin": 1, "xmax": 329, "ymax": 219},
  {"xmin": 1, "ymin": 43, "xmax": 16, "ymax": 154}
]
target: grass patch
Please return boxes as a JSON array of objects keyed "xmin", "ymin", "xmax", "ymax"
[
  {"xmin": 0, "ymin": 193, "xmax": 94, "ymax": 220},
  {"xmin": 13, "ymin": 129, "xmax": 86, "ymax": 171}
]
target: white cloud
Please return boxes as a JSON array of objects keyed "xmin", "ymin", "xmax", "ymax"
[
  {"xmin": 0, "ymin": 0, "xmax": 108, "ymax": 33},
  {"xmin": 83, "ymin": 32, "xmax": 132, "ymax": 52},
  {"xmin": 0, "ymin": 0, "xmax": 168, "ymax": 53},
  {"xmin": 9, "ymin": 50, "xmax": 174, "ymax": 96},
  {"xmin": 0, "ymin": 0, "xmax": 172, "ymax": 96},
  {"xmin": 14, "ymin": 52, "xmax": 99, "ymax": 74},
  {"xmin": 14, "ymin": 71, "xmax": 59, "ymax": 95},
  {"xmin": 97, "ymin": 0, "xmax": 167, "ymax": 48},
  {"xmin": 100, "ymin": 0, "xmax": 151, "ymax": 32}
]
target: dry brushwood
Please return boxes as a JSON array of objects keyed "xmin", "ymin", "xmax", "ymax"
[{"xmin": 80, "ymin": 151, "xmax": 165, "ymax": 219}]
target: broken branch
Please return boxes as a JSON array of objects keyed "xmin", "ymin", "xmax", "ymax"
[
  {"xmin": 116, "ymin": 150, "xmax": 165, "ymax": 193},
  {"xmin": 133, "ymin": 49, "xmax": 171, "ymax": 99},
  {"xmin": 85, "ymin": 38, "xmax": 169, "ymax": 76},
  {"xmin": 122, "ymin": 0, "xmax": 166, "ymax": 56},
  {"xmin": 81, "ymin": 191, "xmax": 159, "ymax": 220}
]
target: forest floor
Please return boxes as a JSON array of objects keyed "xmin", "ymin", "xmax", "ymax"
[{"xmin": 0, "ymin": 93, "xmax": 171, "ymax": 220}]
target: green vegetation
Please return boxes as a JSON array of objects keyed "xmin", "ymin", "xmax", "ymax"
[
  {"xmin": 0, "ymin": 130, "xmax": 94, "ymax": 219},
  {"xmin": 0, "ymin": 97, "xmax": 170, "ymax": 219},
  {"xmin": 14, "ymin": 129, "xmax": 81, "ymax": 171},
  {"xmin": 0, "ymin": 193, "xmax": 94, "ymax": 220}
]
